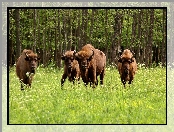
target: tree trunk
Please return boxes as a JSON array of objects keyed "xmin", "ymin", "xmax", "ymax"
[
  {"xmin": 33, "ymin": 9, "xmax": 37, "ymax": 53},
  {"xmin": 15, "ymin": 9, "xmax": 21, "ymax": 59},
  {"xmin": 57, "ymin": 9, "xmax": 62, "ymax": 68},
  {"xmin": 140, "ymin": 10, "xmax": 145, "ymax": 64},
  {"xmin": 161, "ymin": 8, "xmax": 166, "ymax": 66},
  {"xmin": 111, "ymin": 9, "xmax": 123, "ymax": 65},
  {"xmin": 105, "ymin": 9, "xmax": 108, "ymax": 63},
  {"xmin": 81, "ymin": 9, "xmax": 85, "ymax": 46},
  {"xmin": 145, "ymin": 9, "xmax": 149, "ymax": 67},
  {"xmin": 148, "ymin": 9, "xmax": 154, "ymax": 67},
  {"xmin": 67, "ymin": 9, "xmax": 71, "ymax": 50},
  {"xmin": 84, "ymin": 9, "xmax": 88, "ymax": 44},
  {"xmin": 90, "ymin": 9, "xmax": 94, "ymax": 44},
  {"xmin": 126, "ymin": 9, "xmax": 130, "ymax": 48},
  {"xmin": 36, "ymin": 9, "xmax": 41, "ymax": 66},
  {"xmin": 63, "ymin": 10, "xmax": 67, "ymax": 51},
  {"xmin": 78, "ymin": 10, "xmax": 82, "ymax": 50},
  {"xmin": 131, "ymin": 10, "xmax": 137, "ymax": 49},
  {"xmin": 43, "ymin": 28, "xmax": 46, "ymax": 66},
  {"xmin": 136, "ymin": 9, "xmax": 142, "ymax": 64}
]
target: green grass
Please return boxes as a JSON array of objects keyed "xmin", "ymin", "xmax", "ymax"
[{"xmin": 9, "ymin": 65, "xmax": 166, "ymax": 124}]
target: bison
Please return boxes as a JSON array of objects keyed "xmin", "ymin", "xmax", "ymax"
[
  {"xmin": 74, "ymin": 44, "xmax": 106, "ymax": 88},
  {"xmin": 61, "ymin": 50, "xmax": 80, "ymax": 88},
  {"xmin": 16, "ymin": 49, "xmax": 40, "ymax": 90},
  {"xmin": 117, "ymin": 49, "xmax": 137, "ymax": 88}
]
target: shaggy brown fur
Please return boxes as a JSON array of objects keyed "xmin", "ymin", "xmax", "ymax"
[
  {"xmin": 16, "ymin": 49, "xmax": 40, "ymax": 90},
  {"xmin": 75, "ymin": 44, "xmax": 106, "ymax": 88},
  {"xmin": 61, "ymin": 50, "xmax": 80, "ymax": 88},
  {"xmin": 118, "ymin": 49, "xmax": 137, "ymax": 87}
]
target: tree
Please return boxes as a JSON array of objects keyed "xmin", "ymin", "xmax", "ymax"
[
  {"xmin": 33, "ymin": 9, "xmax": 37, "ymax": 53},
  {"xmin": 9, "ymin": 8, "xmax": 166, "ymax": 67},
  {"xmin": 15, "ymin": 9, "xmax": 21, "ymax": 59}
]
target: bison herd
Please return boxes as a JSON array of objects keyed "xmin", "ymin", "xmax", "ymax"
[{"xmin": 15, "ymin": 44, "xmax": 137, "ymax": 90}]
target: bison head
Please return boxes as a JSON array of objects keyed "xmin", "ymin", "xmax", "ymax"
[
  {"xmin": 61, "ymin": 50, "xmax": 76, "ymax": 71},
  {"xmin": 75, "ymin": 50, "xmax": 94, "ymax": 71},
  {"xmin": 25, "ymin": 53, "xmax": 40, "ymax": 73},
  {"xmin": 118, "ymin": 57, "xmax": 134, "ymax": 75}
]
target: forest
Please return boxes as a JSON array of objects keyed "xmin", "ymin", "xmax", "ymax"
[{"xmin": 8, "ymin": 8, "xmax": 167, "ymax": 68}]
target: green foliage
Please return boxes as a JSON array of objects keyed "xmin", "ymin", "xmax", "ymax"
[
  {"xmin": 9, "ymin": 8, "xmax": 166, "ymax": 67},
  {"xmin": 9, "ymin": 66, "xmax": 166, "ymax": 124}
]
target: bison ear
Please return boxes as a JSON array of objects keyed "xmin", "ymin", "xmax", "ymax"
[
  {"xmin": 89, "ymin": 50, "xmax": 94, "ymax": 61},
  {"xmin": 131, "ymin": 57, "xmax": 134, "ymax": 62},
  {"xmin": 131, "ymin": 50, "xmax": 135, "ymax": 56},
  {"xmin": 25, "ymin": 57, "xmax": 29, "ymax": 61},
  {"xmin": 118, "ymin": 58, "xmax": 122, "ymax": 63},
  {"xmin": 73, "ymin": 50, "xmax": 76, "ymax": 57},
  {"xmin": 118, "ymin": 49, "xmax": 122, "ymax": 56},
  {"xmin": 61, "ymin": 55, "xmax": 66, "ymax": 60},
  {"xmin": 25, "ymin": 54, "xmax": 30, "ymax": 61},
  {"xmin": 74, "ymin": 53, "xmax": 79, "ymax": 61},
  {"xmin": 37, "ymin": 57, "xmax": 40, "ymax": 61}
]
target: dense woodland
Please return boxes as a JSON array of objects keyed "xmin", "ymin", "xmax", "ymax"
[{"xmin": 8, "ymin": 8, "xmax": 167, "ymax": 68}]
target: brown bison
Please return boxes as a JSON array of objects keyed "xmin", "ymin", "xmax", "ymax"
[
  {"xmin": 16, "ymin": 49, "xmax": 40, "ymax": 90},
  {"xmin": 61, "ymin": 50, "xmax": 80, "ymax": 88},
  {"xmin": 118, "ymin": 49, "xmax": 137, "ymax": 87},
  {"xmin": 74, "ymin": 44, "xmax": 106, "ymax": 88}
]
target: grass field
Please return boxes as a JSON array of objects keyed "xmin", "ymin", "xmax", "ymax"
[{"xmin": 9, "ymin": 65, "xmax": 166, "ymax": 124}]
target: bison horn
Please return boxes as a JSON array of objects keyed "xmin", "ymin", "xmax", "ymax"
[
  {"xmin": 130, "ymin": 50, "xmax": 135, "ymax": 56},
  {"xmin": 25, "ymin": 52, "xmax": 30, "ymax": 61},
  {"xmin": 131, "ymin": 57, "xmax": 134, "ymax": 62},
  {"xmin": 61, "ymin": 54, "xmax": 66, "ymax": 60},
  {"xmin": 73, "ymin": 50, "xmax": 76, "ymax": 56},
  {"xmin": 25, "ymin": 52, "xmax": 29, "ymax": 57},
  {"xmin": 91, "ymin": 50, "xmax": 94, "ymax": 56}
]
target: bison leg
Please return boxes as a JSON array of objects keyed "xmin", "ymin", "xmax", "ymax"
[
  {"xmin": 28, "ymin": 82, "xmax": 32, "ymax": 88},
  {"xmin": 81, "ymin": 76, "xmax": 89, "ymax": 87},
  {"xmin": 91, "ymin": 78, "xmax": 97, "ymax": 88},
  {"xmin": 128, "ymin": 75, "xmax": 134, "ymax": 87},
  {"xmin": 90, "ymin": 69, "xmax": 97, "ymax": 88},
  {"xmin": 100, "ymin": 69, "xmax": 105, "ymax": 85},
  {"xmin": 128, "ymin": 80, "xmax": 132, "ymax": 84},
  {"xmin": 121, "ymin": 77, "xmax": 126, "ymax": 88},
  {"xmin": 95, "ymin": 78, "xmax": 98, "ymax": 86},
  {"xmin": 122, "ymin": 81, "xmax": 126, "ymax": 88},
  {"xmin": 84, "ymin": 80, "xmax": 89, "ymax": 87},
  {"xmin": 20, "ymin": 77, "xmax": 28, "ymax": 90},
  {"xmin": 76, "ymin": 73, "xmax": 81, "ymax": 84},
  {"xmin": 72, "ymin": 76, "xmax": 76, "ymax": 85},
  {"xmin": 21, "ymin": 83, "xmax": 24, "ymax": 90},
  {"xmin": 27, "ymin": 76, "xmax": 33, "ymax": 88},
  {"xmin": 61, "ymin": 74, "xmax": 67, "ymax": 88},
  {"xmin": 19, "ymin": 73, "xmax": 26, "ymax": 90}
]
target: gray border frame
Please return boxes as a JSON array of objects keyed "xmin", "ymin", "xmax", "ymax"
[{"xmin": 2, "ymin": 2, "xmax": 171, "ymax": 132}]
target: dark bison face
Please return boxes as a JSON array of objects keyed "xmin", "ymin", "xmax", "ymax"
[
  {"xmin": 75, "ymin": 50, "xmax": 94, "ymax": 71},
  {"xmin": 118, "ymin": 57, "xmax": 134, "ymax": 75},
  {"xmin": 25, "ymin": 53, "xmax": 40, "ymax": 73},
  {"xmin": 61, "ymin": 50, "xmax": 76, "ymax": 70}
]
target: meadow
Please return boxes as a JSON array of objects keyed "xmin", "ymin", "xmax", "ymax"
[{"xmin": 8, "ymin": 65, "xmax": 166, "ymax": 124}]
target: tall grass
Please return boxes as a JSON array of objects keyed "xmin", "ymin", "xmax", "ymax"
[{"xmin": 9, "ymin": 66, "xmax": 166, "ymax": 124}]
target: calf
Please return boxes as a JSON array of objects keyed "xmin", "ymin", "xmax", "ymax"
[
  {"xmin": 117, "ymin": 49, "xmax": 137, "ymax": 87},
  {"xmin": 16, "ymin": 49, "xmax": 40, "ymax": 90},
  {"xmin": 74, "ymin": 44, "xmax": 106, "ymax": 88},
  {"xmin": 61, "ymin": 50, "xmax": 80, "ymax": 88}
]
